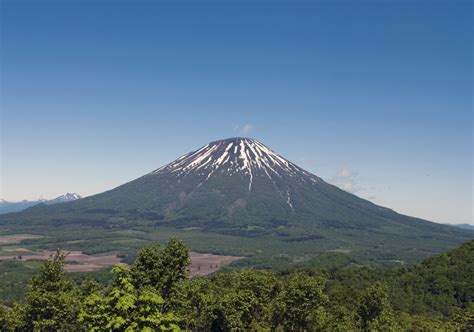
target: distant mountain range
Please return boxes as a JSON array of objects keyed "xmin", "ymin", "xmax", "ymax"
[
  {"xmin": 450, "ymin": 223, "xmax": 474, "ymax": 231},
  {"xmin": 0, "ymin": 138, "xmax": 472, "ymax": 267},
  {"xmin": 0, "ymin": 193, "xmax": 82, "ymax": 214}
]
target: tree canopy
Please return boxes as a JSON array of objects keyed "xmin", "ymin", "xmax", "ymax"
[{"xmin": 0, "ymin": 239, "xmax": 472, "ymax": 331}]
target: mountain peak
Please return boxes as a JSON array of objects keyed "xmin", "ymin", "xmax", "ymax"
[
  {"xmin": 209, "ymin": 137, "xmax": 258, "ymax": 144},
  {"xmin": 150, "ymin": 137, "xmax": 314, "ymax": 192},
  {"xmin": 53, "ymin": 193, "xmax": 82, "ymax": 201},
  {"xmin": 0, "ymin": 193, "xmax": 82, "ymax": 214}
]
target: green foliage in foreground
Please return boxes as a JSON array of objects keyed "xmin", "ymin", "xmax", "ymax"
[
  {"xmin": 79, "ymin": 264, "xmax": 179, "ymax": 331},
  {"xmin": 1, "ymin": 239, "xmax": 473, "ymax": 331},
  {"xmin": 131, "ymin": 238, "xmax": 191, "ymax": 301}
]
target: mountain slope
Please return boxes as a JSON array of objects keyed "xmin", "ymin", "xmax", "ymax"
[{"xmin": 0, "ymin": 138, "xmax": 472, "ymax": 266}]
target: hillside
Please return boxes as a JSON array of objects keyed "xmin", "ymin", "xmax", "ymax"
[
  {"xmin": 1, "ymin": 239, "xmax": 473, "ymax": 330},
  {"xmin": 326, "ymin": 239, "xmax": 474, "ymax": 317},
  {"xmin": 0, "ymin": 138, "xmax": 472, "ymax": 267}
]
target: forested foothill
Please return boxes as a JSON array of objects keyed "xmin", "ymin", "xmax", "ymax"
[{"xmin": 0, "ymin": 239, "xmax": 473, "ymax": 331}]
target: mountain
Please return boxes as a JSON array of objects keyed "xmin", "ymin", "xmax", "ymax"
[
  {"xmin": 47, "ymin": 193, "xmax": 83, "ymax": 204},
  {"xmin": 0, "ymin": 138, "xmax": 472, "ymax": 267},
  {"xmin": 450, "ymin": 224, "xmax": 474, "ymax": 231},
  {"xmin": 0, "ymin": 193, "xmax": 82, "ymax": 214}
]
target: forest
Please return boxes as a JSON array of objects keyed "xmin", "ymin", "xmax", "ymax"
[{"xmin": 0, "ymin": 238, "xmax": 473, "ymax": 331}]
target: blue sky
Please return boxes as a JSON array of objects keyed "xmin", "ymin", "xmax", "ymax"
[{"xmin": 1, "ymin": 0, "xmax": 472, "ymax": 224}]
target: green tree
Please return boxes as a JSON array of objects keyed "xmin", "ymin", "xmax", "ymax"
[
  {"xmin": 324, "ymin": 304, "xmax": 358, "ymax": 331},
  {"xmin": 80, "ymin": 264, "xmax": 179, "ymax": 331},
  {"xmin": 211, "ymin": 290, "xmax": 257, "ymax": 331},
  {"xmin": 131, "ymin": 238, "xmax": 191, "ymax": 301},
  {"xmin": 1, "ymin": 303, "xmax": 29, "ymax": 331},
  {"xmin": 453, "ymin": 305, "xmax": 474, "ymax": 330},
  {"xmin": 357, "ymin": 282, "xmax": 395, "ymax": 330},
  {"xmin": 79, "ymin": 278, "xmax": 102, "ymax": 297},
  {"xmin": 214, "ymin": 270, "xmax": 278, "ymax": 330},
  {"xmin": 7, "ymin": 250, "xmax": 81, "ymax": 330},
  {"xmin": 272, "ymin": 271, "xmax": 329, "ymax": 331},
  {"xmin": 0, "ymin": 304, "xmax": 6, "ymax": 328},
  {"xmin": 170, "ymin": 269, "xmax": 278, "ymax": 331},
  {"xmin": 170, "ymin": 278, "xmax": 216, "ymax": 330}
]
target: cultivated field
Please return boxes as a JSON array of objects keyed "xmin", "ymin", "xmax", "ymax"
[
  {"xmin": 0, "ymin": 234, "xmax": 244, "ymax": 275},
  {"xmin": 188, "ymin": 252, "xmax": 244, "ymax": 277},
  {"xmin": 0, "ymin": 234, "xmax": 42, "ymax": 244},
  {"xmin": 0, "ymin": 250, "xmax": 121, "ymax": 272}
]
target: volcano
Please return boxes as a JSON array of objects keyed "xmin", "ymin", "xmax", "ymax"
[{"xmin": 1, "ymin": 137, "xmax": 472, "ymax": 266}]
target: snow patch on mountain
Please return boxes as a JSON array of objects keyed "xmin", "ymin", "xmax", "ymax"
[
  {"xmin": 50, "ymin": 193, "xmax": 83, "ymax": 203},
  {"xmin": 150, "ymin": 138, "xmax": 317, "ymax": 192}
]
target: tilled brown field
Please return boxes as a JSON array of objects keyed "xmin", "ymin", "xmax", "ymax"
[
  {"xmin": 0, "ymin": 234, "xmax": 42, "ymax": 244},
  {"xmin": 0, "ymin": 250, "xmax": 121, "ymax": 272},
  {"xmin": 188, "ymin": 252, "xmax": 244, "ymax": 277},
  {"xmin": 0, "ymin": 249, "xmax": 244, "ymax": 275}
]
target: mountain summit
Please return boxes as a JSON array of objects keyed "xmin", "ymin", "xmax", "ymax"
[
  {"xmin": 1, "ymin": 138, "xmax": 472, "ymax": 265},
  {"xmin": 48, "ymin": 193, "xmax": 83, "ymax": 204},
  {"xmin": 152, "ymin": 137, "xmax": 316, "ymax": 194},
  {"xmin": 149, "ymin": 137, "xmax": 318, "ymax": 210}
]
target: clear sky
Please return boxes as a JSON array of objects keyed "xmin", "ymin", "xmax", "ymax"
[{"xmin": 1, "ymin": 0, "xmax": 472, "ymax": 224}]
